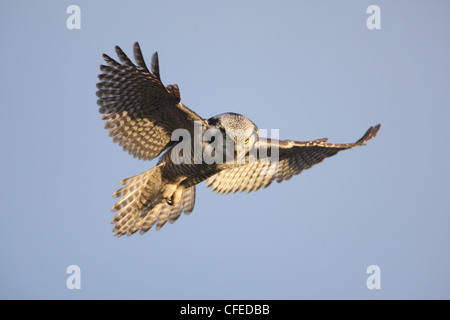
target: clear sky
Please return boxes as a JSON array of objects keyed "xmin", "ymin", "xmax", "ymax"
[{"xmin": 1, "ymin": 1, "xmax": 449, "ymax": 299}]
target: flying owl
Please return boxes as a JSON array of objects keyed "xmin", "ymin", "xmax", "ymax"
[{"xmin": 96, "ymin": 42, "xmax": 380, "ymax": 237}]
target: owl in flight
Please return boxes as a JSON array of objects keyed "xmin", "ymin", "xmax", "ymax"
[{"xmin": 96, "ymin": 42, "xmax": 380, "ymax": 237}]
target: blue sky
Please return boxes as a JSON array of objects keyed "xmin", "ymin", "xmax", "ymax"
[{"xmin": 1, "ymin": 1, "xmax": 449, "ymax": 299}]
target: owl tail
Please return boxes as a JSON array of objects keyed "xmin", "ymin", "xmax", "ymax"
[{"xmin": 109, "ymin": 165, "xmax": 196, "ymax": 236}]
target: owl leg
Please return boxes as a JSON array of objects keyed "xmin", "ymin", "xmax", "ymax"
[{"xmin": 167, "ymin": 187, "xmax": 183, "ymax": 206}]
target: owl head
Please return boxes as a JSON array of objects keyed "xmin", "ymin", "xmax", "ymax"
[{"xmin": 207, "ymin": 112, "xmax": 259, "ymax": 163}]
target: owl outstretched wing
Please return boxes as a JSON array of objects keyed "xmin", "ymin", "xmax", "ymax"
[
  {"xmin": 206, "ymin": 124, "xmax": 380, "ymax": 194},
  {"xmin": 96, "ymin": 42, "xmax": 206, "ymax": 161}
]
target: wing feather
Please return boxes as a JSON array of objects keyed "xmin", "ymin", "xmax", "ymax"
[
  {"xmin": 96, "ymin": 42, "xmax": 207, "ymax": 161},
  {"xmin": 206, "ymin": 124, "xmax": 380, "ymax": 194}
]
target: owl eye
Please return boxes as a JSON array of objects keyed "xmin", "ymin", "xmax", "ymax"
[{"xmin": 244, "ymin": 138, "xmax": 249, "ymax": 144}]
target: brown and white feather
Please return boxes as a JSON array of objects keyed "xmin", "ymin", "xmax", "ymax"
[
  {"xmin": 206, "ymin": 125, "xmax": 380, "ymax": 194},
  {"xmin": 96, "ymin": 42, "xmax": 206, "ymax": 161}
]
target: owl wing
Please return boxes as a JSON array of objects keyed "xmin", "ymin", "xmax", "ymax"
[
  {"xmin": 96, "ymin": 42, "xmax": 206, "ymax": 161},
  {"xmin": 206, "ymin": 124, "xmax": 380, "ymax": 194}
]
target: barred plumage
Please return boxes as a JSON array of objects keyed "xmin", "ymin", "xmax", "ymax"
[
  {"xmin": 97, "ymin": 42, "xmax": 380, "ymax": 236},
  {"xmin": 206, "ymin": 125, "xmax": 380, "ymax": 194}
]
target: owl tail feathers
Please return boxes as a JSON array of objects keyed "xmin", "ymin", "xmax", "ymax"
[
  {"xmin": 109, "ymin": 165, "xmax": 164, "ymax": 237},
  {"xmin": 109, "ymin": 165, "xmax": 196, "ymax": 237}
]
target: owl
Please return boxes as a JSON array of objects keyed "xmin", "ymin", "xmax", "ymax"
[{"xmin": 96, "ymin": 43, "xmax": 380, "ymax": 236}]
